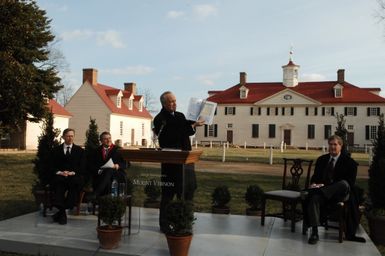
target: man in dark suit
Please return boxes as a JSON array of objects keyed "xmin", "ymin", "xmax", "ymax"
[
  {"xmin": 90, "ymin": 131, "xmax": 127, "ymax": 197},
  {"xmin": 50, "ymin": 128, "xmax": 86, "ymax": 225},
  {"xmin": 304, "ymin": 134, "xmax": 365, "ymax": 244},
  {"xmin": 153, "ymin": 91, "xmax": 204, "ymax": 232}
]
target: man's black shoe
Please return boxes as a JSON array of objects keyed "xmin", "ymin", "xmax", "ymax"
[
  {"xmin": 52, "ymin": 211, "xmax": 61, "ymax": 222},
  {"xmin": 347, "ymin": 236, "xmax": 366, "ymax": 243},
  {"xmin": 308, "ymin": 233, "xmax": 319, "ymax": 244},
  {"xmin": 58, "ymin": 211, "xmax": 67, "ymax": 225}
]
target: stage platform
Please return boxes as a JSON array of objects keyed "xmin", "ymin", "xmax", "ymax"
[{"xmin": 0, "ymin": 207, "xmax": 380, "ymax": 256}]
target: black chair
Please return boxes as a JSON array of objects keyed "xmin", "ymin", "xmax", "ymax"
[{"xmin": 261, "ymin": 158, "xmax": 313, "ymax": 232}]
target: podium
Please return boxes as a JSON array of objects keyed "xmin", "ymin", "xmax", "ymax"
[
  {"xmin": 118, "ymin": 148, "xmax": 203, "ymax": 165},
  {"xmin": 118, "ymin": 148, "xmax": 202, "ymax": 234}
]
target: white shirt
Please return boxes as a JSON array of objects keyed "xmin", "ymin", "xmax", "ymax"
[{"xmin": 63, "ymin": 144, "xmax": 73, "ymax": 155}]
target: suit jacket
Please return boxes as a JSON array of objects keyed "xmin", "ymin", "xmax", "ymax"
[
  {"xmin": 90, "ymin": 145, "xmax": 126, "ymax": 176},
  {"xmin": 310, "ymin": 153, "xmax": 359, "ymax": 237},
  {"xmin": 50, "ymin": 143, "xmax": 86, "ymax": 181},
  {"xmin": 153, "ymin": 108, "xmax": 195, "ymax": 150},
  {"xmin": 153, "ymin": 108, "xmax": 197, "ymax": 191}
]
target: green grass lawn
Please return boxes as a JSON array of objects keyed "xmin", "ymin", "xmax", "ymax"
[{"xmin": 0, "ymin": 151, "xmax": 383, "ymax": 256}]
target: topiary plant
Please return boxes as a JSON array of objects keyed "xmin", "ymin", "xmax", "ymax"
[
  {"xmin": 98, "ymin": 195, "xmax": 126, "ymax": 229},
  {"xmin": 164, "ymin": 200, "xmax": 195, "ymax": 236},
  {"xmin": 244, "ymin": 185, "xmax": 264, "ymax": 210},
  {"xmin": 212, "ymin": 185, "xmax": 231, "ymax": 208}
]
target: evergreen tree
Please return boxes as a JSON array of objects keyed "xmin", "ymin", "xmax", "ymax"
[
  {"xmin": 368, "ymin": 113, "xmax": 385, "ymax": 214},
  {"xmin": 32, "ymin": 111, "xmax": 60, "ymax": 191},
  {"xmin": 335, "ymin": 113, "xmax": 349, "ymax": 155},
  {"xmin": 84, "ymin": 117, "xmax": 100, "ymax": 184},
  {"xmin": 0, "ymin": 0, "xmax": 62, "ymax": 133}
]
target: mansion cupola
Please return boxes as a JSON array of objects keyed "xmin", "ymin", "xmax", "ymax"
[{"xmin": 282, "ymin": 53, "xmax": 300, "ymax": 87}]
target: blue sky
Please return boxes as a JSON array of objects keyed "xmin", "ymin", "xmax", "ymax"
[{"xmin": 37, "ymin": 0, "xmax": 385, "ymax": 113}]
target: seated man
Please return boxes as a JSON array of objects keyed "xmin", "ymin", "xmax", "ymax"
[
  {"xmin": 91, "ymin": 131, "xmax": 127, "ymax": 197},
  {"xmin": 303, "ymin": 134, "xmax": 365, "ymax": 244},
  {"xmin": 50, "ymin": 128, "xmax": 86, "ymax": 225}
]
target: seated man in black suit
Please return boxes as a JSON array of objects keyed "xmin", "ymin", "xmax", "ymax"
[
  {"xmin": 303, "ymin": 134, "xmax": 365, "ymax": 244},
  {"xmin": 50, "ymin": 128, "xmax": 86, "ymax": 225},
  {"xmin": 90, "ymin": 131, "xmax": 127, "ymax": 197}
]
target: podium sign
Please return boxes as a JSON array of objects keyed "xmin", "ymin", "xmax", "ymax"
[{"xmin": 118, "ymin": 148, "xmax": 203, "ymax": 164}]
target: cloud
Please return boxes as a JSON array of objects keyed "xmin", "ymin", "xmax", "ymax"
[
  {"xmin": 193, "ymin": 4, "xmax": 218, "ymax": 19},
  {"xmin": 96, "ymin": 30, "xmax": 125, "ymax": 49},
  {"xmin": 101, "ymin": 66, "xmax": 154, "ymax": 76},
  {"xmin": 167, "ymin": 10, "xmax": 185, "ymax": 19},
  {"xmin": 59, "ymin": 29, "xmax": 126, "ymax": 49},
  {"xmin": 197, "ymin": 72, "xmax": 222, "ymax": 86},
  {"xmin": 301, "ymin": 73, "xmax": 327, "ymax": 81}
]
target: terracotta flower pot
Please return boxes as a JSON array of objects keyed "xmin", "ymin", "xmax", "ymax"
[
  {"xmin": 96, "ymin": 225, "xmax": 123, "ymax": 249},
  {"xmin": 166, "ymin": 234, "xmax": 192, "ymax": 256}
]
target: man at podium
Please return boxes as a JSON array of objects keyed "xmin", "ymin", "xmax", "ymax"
[{"xmin": 153, "ymin": 91, "xmax": 204, "ymax": 232}]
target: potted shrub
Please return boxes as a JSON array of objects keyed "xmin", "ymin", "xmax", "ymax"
[
  {"xmin": 244, "ymin": 185, "xmax": 264, "ymax": 216},
  {"xmin": 97, "ymin": 195, "xmax": 126, "ymax": 249},
  {"xmin": 366, "ymin": 113, "xmax": 385, "ymax": 245},
  {"xmin": 143, "ymin": 179, "xmax": 161, "ymax": 208},
  {"xmin": 211, "ymin": 185, "xmax": 231, "ymax": 214},
  {"xmin": 164, "ymin": 200, "xmax": 195, "ymax": 256}
]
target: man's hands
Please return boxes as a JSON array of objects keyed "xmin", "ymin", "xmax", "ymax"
[
  {"xmin": 192, "ymin": 118, "xmax": 205, "ymax": 128},
  {"xmin": 57, "ymin": 171, "xmax": 75, "ymax": 177},
  {"xmin": 309, "ymin": 183, "xmax": 324, "ymax": 189}
]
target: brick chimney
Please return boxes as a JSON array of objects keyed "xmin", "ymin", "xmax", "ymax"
[
  {"xmin": 124, "ymin": 82, "xmax": 137, "ymax": 95},
  {"xmin": 337, "ymin": 69, "xmax": 345, "ymax": 84},
  {"xmin": 82, "ymin": 68, "xmax": 98, "ymax": 85},
  {"xmin": 240, "ymin": 72, "xmax": 247, "ymax": 85}
]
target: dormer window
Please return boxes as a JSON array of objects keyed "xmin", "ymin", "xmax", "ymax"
[
  {"xmin": 129, "ymin": 98, "xmax": 133, "ymax": 110},
  {"xmin": 334, "ymin": 84, "xmax": 343, "ymax": 98},
  {"xmin": 117, "ymin": 96, "xmax": 122, "ymax": 108},
  {"xmin": 239, "ymin": 85, "xmax": 249, "ymax": 99},
  {"xmin": 139, "ymin": 101, "xmax": 143, "ymax": 112}
]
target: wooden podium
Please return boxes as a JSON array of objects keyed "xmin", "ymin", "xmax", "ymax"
[
  {"xmin": 119, "ymin": 148, "xmax": 203, "ymax": 165},
  {"xmin": 119, "ymin": 148, "xmax": 203, "ymax": 200}
]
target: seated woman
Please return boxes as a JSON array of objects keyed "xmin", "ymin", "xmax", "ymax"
[{"xmin": 90, "ymin": 131, "xmax": 127, "ymax": 197}]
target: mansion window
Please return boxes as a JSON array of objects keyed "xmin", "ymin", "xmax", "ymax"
[
  {"xmin": 324, "ymin": 125, "xmax": 332, "ymax": 139},
  {"xmin": 225, "ymin": 107, "xmax": 236, "ymax": 115},
  {"xmin": 291, "ymin": 107, "xmax": 294, "ymax": 116},
  {"xmin": 308, "ymin": 124, "xmax": 315, "ymax": 139},
  {"xmin": 128, "ymin": 99, "xmax": 133, "ymax": 110},
  {"xmin": 275, "ymin": 107, "xmax": 279, "ymax": 115},
  {"xmin": 334, "ymin": 87, "xmax": 342, "ymax": 98},
  {"xmin": 367, "ymin": 107, "xmax": 380, "ymax": 116},
  {"xmin": 281, "ymin": 107, "xmax": 285, "ymax": 115},
  {"xmin": 322, "ymin": 107, "xmax": 335, "ymax": 116},
  {"xmin": 268, "ymin": 124, "xmax": 275, "ymax": 138},
  {"xmin": 305, "ymin": 107, "xmax": 318, "ymax": 116},
  {"xmin": 119, "ymin": 121, "xmax": 123, "ymax": 136},
  {"xmin": 348, "ymin": 125, "xmax": 354, "ymax": 130},
  {"xmin": 139, "ymin": 101, "xmax": 143, "ymax": 111},
  {"xmin": 267, "ymin": 107, "xmax": 270, "ymax": 116},
  {"xmin": 258, "ymin": 107, "xmax": 261, "ymax": 115},
  {"xmin": 117, "ymin": 96, "xmax": 122, "ymax": 108},
  {"xmin": 366, "ymin": 125, "xmax": 377, "ymax": 140},
  {"xmin": 142, "ymin": 123, "xmax": 145, "ymax": 136},
  {"xmin": 204, "ymin": 124, "xmax": 218, "ymax": 137},
  {"xmin": 344, "ymin": 107, "xmax": 357, "ymax": 116},
  {"xmin": 240, "ymin": 90, "xmax": 247, "ymax": 99},
  {"xmin": 227, "ymin": 123, "xmax": 233, "ymax": 128},
  {"xmin": 252, "ymin": 124, "xmax": 259, "ymax": 138}
]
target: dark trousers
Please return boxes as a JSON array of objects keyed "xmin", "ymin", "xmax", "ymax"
[
  {"xmin": 306, "ymin": 180, "xmax": 350, "ymax": 227},
  {"xmin": 93, "ymin": 168, "xmax": 126, "ymax": 197},
  {"xmin": 159, "ymin": 163, "xmax": 196, "ymax": 229},
  {"xmin": 52, "ymin": 175, "xmax": 83, "ymax": 210}
]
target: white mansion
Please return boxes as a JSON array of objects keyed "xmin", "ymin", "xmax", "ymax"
[{"xmin": 195, "ymin": 59, "xmax": 385, "ymax": 148}]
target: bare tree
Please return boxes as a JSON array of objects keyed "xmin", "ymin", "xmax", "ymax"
[{"xmin": 138, "ymin": 87, "xmax": 158, "ymax": 115}]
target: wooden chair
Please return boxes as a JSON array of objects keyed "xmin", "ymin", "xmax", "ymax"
[
  {"xmin": 261, "ymin": 158, "xmax": 313, "ymax": 232},
  {"xmin": 43, "ymin": 184, "xmax": 86, "ymax": 217}
]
